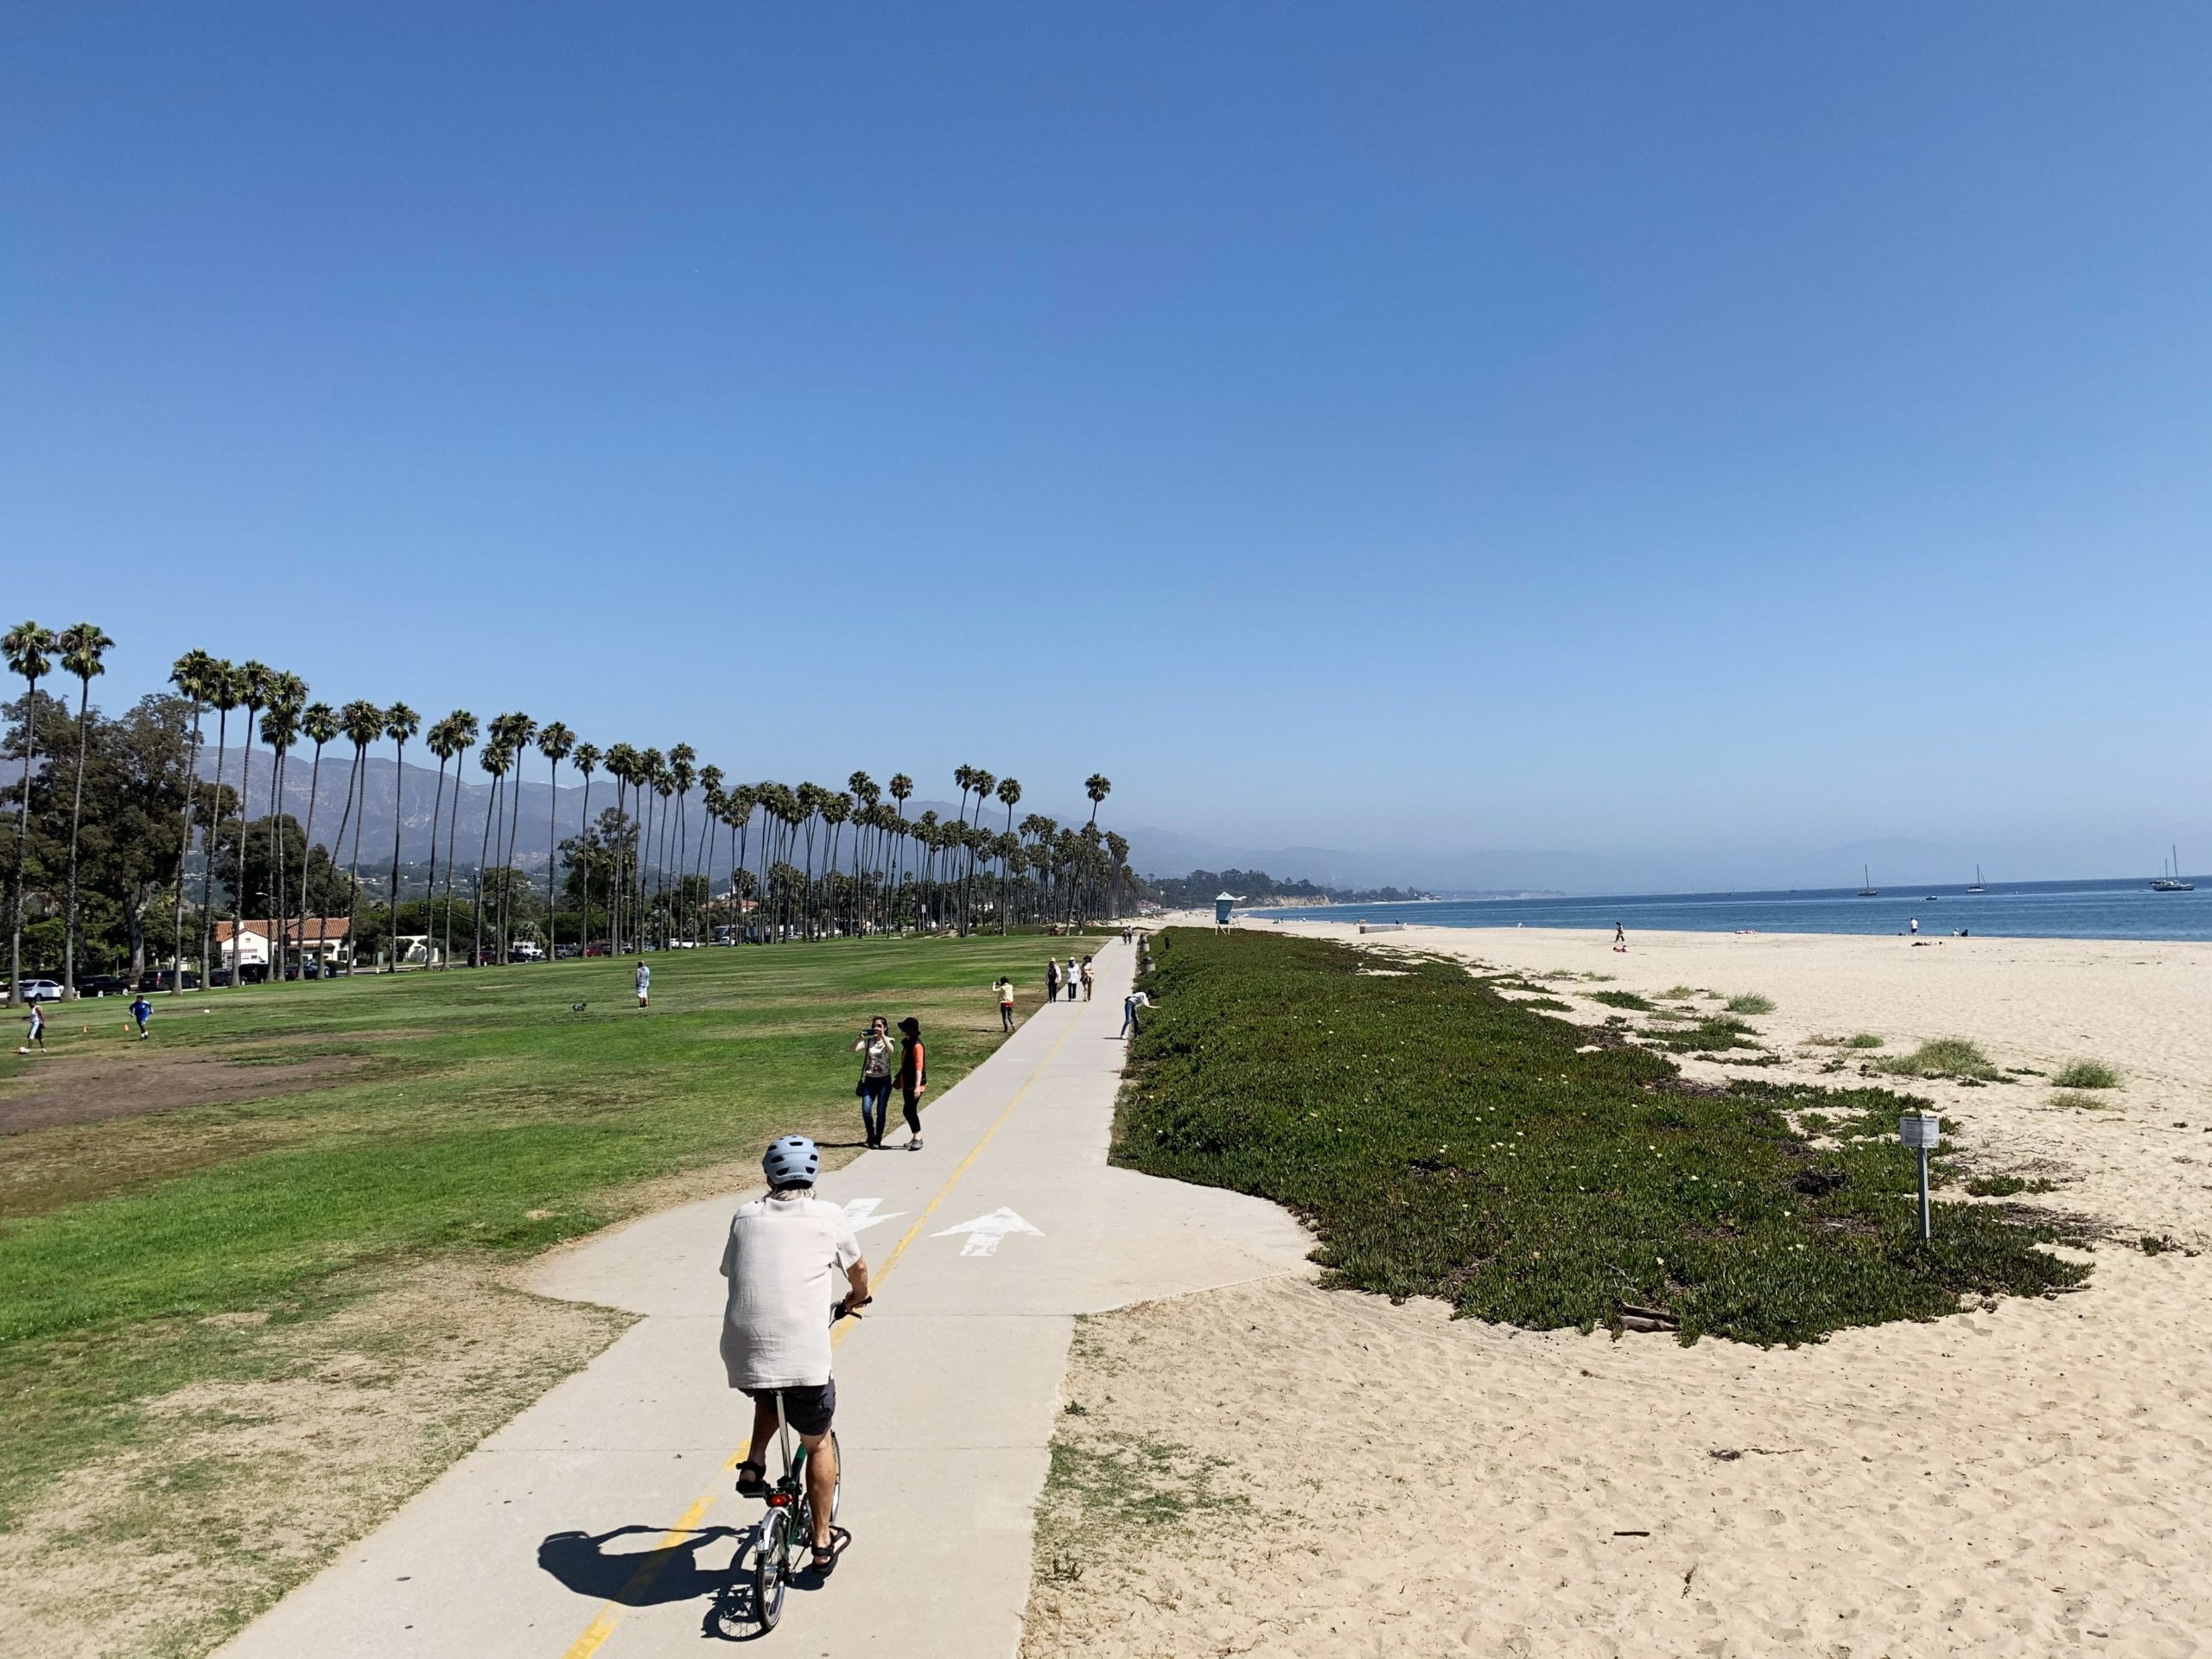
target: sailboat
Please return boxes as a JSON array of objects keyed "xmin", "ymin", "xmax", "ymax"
[
  {"xmin": 1967, "ymin": 865, "xmax": 1986, "ymax": 894},
  {"xmin": 1857, "ymin": 864, "xmax": 1878, "ymax": 897},
  {"xmin": 2151, "ymin": 845, "xmax": 2195, "ymax": 893}
]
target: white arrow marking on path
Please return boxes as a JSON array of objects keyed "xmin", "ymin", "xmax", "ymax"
[
  {"xmin": 932, "ymin": 1207, "xmax": 1045, "ymax": 1257},
  {"xmin": 838, "ymin": 1198, "xmax": 906, "ymax": 1235}
]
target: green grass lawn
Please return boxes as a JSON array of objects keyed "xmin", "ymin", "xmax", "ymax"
[
  {"xmin": 0, "ymin": 935, "xmax": 1083, "ymax": 1529},
  {"xmin": 1115, "ymin": 929, "xmax": 2087, "ymax": 1346}
]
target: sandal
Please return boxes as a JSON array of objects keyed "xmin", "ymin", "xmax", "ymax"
[
  {"xmin": 734, "ymin": 1461, "xmax": 769, "ymax": 1498},
  {"xmin": 810, "ymin": 1541, "xmax": 839, "ymax": 1576}
]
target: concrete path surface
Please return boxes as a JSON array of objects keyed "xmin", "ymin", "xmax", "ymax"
[{"xmin": 219, "ymin": 938, "xmax": 1310, "ymax": 1659}]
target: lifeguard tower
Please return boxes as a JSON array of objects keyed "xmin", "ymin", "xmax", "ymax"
[{"xmin": 1213, "ymin": 892, "xmax": 1241, "ymax": 929}]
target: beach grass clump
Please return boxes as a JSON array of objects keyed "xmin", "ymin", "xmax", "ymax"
[
  {"xmin": 1591, "ymin": 990, "xmax": 1656, "ymax": 1012},
  {"xmin": 2047, "ymin": 1090, "xmax": 2108, "ymax": 1112},
  {"xmin": 1846, "ymin": 1033, "xmax": 1885, "ymax": 1049},
  {"xmin": 1655, "ymin": 1015, "xmax": 1761, "ymax": 1053},
  {"xmin": 1874, "ymin": 1037, "xmax": 2002, "ymax": 1082},
  {"xmin": 2051, "ymin": 1058, "xmax": 2122, "ymax": 1090},
  {"xmin": 1117, "ymin": 930, "xmax": 2085, "ymax": 1347},
  {"xmin": 1725, "ymin": 994, "xmax": 1776, "ymax": 1015},
  {"xmin": 1662, "ymin": 985, "xmax": 1701, "ymax": 1000},
  {"xmin": 1965, "ymin": 1175, "xmax": 2057, "ymax": 1198}
]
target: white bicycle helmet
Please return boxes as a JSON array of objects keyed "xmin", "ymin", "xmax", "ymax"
[{"xmin": 762, "ymin": 1135, "xmax": 820, "ymax": 1189}]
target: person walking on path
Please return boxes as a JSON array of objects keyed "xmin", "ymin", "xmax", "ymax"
[
  {"xmin": 1119, "ymin": 988, "xmax": 1151, "ymax": 1038},
  {"xmin": 21, "ymin": 1001, "xmax": 47, "ymax": 1053},
  {"xmin": 1065, "ymin": 956, "xmax": 1079, "ymax": 1001},
  {"xmin": 1079, "ymin": 957, "xmax": 1095, "ymax": 1001},
  {"xmin": 853, "ymin": 1015, "xmax": 897, "ymax": 1148},
  {"xmin": 995, "ymin": 977, "xmax": 1016, "ymax": 1033},
  {"xmin": 129, "ymin": 994, "xmax": 152, "ymax": 1040},
  {"xmin": 1046, "ymin": 958, "xmax": 1060, "ymax": 1003},
  {"xmin": 894, "ymin": 1016, "xmax": 927, "ymax": 1151},
  {"xmin": 721, "ymin": 1135, "xmax": 871, "ymax": 1579},
  {"xmin": 635, "ymin": 960, "xmax": 651, "ymax": 1008}
]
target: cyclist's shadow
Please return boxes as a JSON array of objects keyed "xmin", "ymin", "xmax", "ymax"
[{"xmin": 536, "ymin": 1523, "xmax": 744, "ymax": 1607}]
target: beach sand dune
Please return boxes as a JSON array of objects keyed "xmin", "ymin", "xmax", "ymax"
[{"xmin": 1027, "ymin": 925, "xmax": 2212, "ymax": 1658}]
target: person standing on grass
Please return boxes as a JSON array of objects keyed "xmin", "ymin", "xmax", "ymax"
[
  {"xmin": 635, "ymin": 959, "xmax": 651, "ymax": 1008},
  {"xmin": 1079, "ymin": 957, "xmax": 1094, "ymax": 1001},
  {"xmin": 129, "ymin": 994, "xmax": 152, "ymax": 1040},
  {"xmin": 1046, "ymin": 958, "xmax": 1060, "ymax": 1003},
  {"xmin": 995, "ymin": 977, "xmax": 1016, "ymax": 1033},
  {"xmin": 1119, "ymin": 988, "xmax": 1151, "ymax": 1038},
  {"xmin": 853, "ymin": 1015, "xmax": 896, "ymax": 1149},
  {"xmin": 21, "ymin": 1001, "xmax": 48, "ymax": 1053},
  {"xmin": 894, "ymin": 1017, "xmax": 926, "ymax": 1151}
]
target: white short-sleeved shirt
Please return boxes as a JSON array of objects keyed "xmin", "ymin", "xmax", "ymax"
[
  {"xmin": 636, "ymin": 965, "xmax": 650, "ymax": 989},
  {"xmin": 718, "ymin": 1196, "xmax": 861, "ymax": 1390}
]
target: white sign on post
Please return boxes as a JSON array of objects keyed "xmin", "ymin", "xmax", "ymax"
[{"xmin": 1900, "ymin": 1114, "xmax": 1942, "ymax": 1149}]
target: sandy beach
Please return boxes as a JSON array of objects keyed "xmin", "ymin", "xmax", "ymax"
[{"xmin": 1026, "ymin": 921, "xmax": 2212, "ymax": 1658}]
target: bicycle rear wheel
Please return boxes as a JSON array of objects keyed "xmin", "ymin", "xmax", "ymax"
[{"xmin": 753, "ymin": 1507, "xmax": 789, "ymax": 1630}]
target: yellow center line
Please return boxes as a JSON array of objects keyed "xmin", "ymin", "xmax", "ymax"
[{"xmin": 556, "ymin": 1006, "xmax": 1086, "ymax": 1658}]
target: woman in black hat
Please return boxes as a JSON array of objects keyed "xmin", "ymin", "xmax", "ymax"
[{"xmin": 895, "ymin": 1017, "xmax": 927, "ymax": 1151}]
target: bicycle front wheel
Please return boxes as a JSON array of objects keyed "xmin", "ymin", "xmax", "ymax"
[{"xmin": 753, "ymin": 1507, "xmax": 789, "ymax": 1630}]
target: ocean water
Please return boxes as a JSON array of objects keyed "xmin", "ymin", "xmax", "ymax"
[{"xmin": 1247, "ymin": 877, "xmax": 2212, "ymax": 943}]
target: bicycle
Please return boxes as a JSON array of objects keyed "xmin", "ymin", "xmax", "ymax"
[{"xmin": 747, "ymin": 1296, "xmax": 867, "ymax": 1632}]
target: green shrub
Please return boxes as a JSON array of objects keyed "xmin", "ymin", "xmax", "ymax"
[
  {"xmin": 1662, "ymin": 985, "xmax": 1700, "ymax": 1000},
  {"xmin": 1656, "ymin": 1016, "xmax": 1760, "ymax": 1052},
  {"xmin": 1964, "ymin": 1175, "xmax": 2056, "ymax": 1198},
  {"xmin": 1725, "ymin": 994, "xmax": 1776, "ymax": 1015},
  {"xmin": 1592, "ymin": 990, "xmax": 1656, "ymax": 1012},
  {"xmin": 1117, "ymin": 930, "xmax": 2085, "ymax": 1346},
  {"xmin": 1846, "ymin": 1033, "xmax": 1885, "ymax": 1050},
  {"xmin": 1874, "ymin": 1038, "xmax": 2001, "ymax": 1082},
  {"xmin": 2051, "ymin": 1059, "xmax": 2121, "ymax": 1090},
  {"xmin": 2047, "ymin": 1090, "xmax": 2107, "ymax": 1111}
]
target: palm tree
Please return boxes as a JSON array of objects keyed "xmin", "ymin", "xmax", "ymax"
[
  {"xmin": 338, "ymin": 698, "xmax": 384, "ymax": 976},
  {"xmin": 696, "ymin": 764, "xmax": 723, "ymax": 938},
  {"xmin": 258, "ymin": 685, "xmax": 303, "ymax": 981},
  {"xmin": 226, "ymin": 662, "xmax": 274, "ymax": 985},
  {"xmin": 496, "ymin": 715, "xmax": 536, "ymax": 957},
  {"xmin": 296, "ymin": 701, "xmax": 338, "ymax": 975},
  {"xmin": 668, "ymin": 745, "xmax": 696, "ymax": 943},
  {"xmin": 887, "ymin": 773, "xmax": 913, "ymax": 918},
  {"xmin": 440, "ymin": 711, "xmax": 479, "ymax": 969},
  {"xmin": 3, "ymin": 621, "xmax": 56, "ymax": 999},
  {"xmin": 54, "ymin": 622, "xmax": 113, "ymax": 998},
  {"xmin": 1084, "ymin": 773, "xmax": 1111, "ymax": 828},
  {"xmin": 168, "ymin": 650, "xmax": 219, "ymax": 995},
  {"xmin": 537, "ymin": 721, "xmax": 575, "ymax": 953},
  {"xmin": 378, "ymin": 703, "xmax": 419, "ymax": 969},
  {"xmin": 995, "ymin": 776, "xmax": 1022, "ymax": 935},
  {"xmin": 196, "ymin": 661, "xmax": 243, "ymax": 987},
  {"xmin": 421, "ymin": 715, "xmax": 461, "ymax": 968},
  {"xmin": 473, "ymin": 739, "xmax": 510, "ymax": 966},
  {"xmin": 571, "ymin": 741, "xmax": 601, "ymax": 947}
]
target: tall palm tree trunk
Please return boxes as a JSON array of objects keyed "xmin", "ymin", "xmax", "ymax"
[
  {"xmin": 543, "ymin": 758, "xmax": 561, "ymax": 955},
  {"xmin": 473, "ymin": 770, "xmax": 497, "ymax": 967},
  {"xmin": 267, "ymin": 744, "xmax": 287, "ymax": 983},
  {"xmin": 424, "ymin": 755, "xmax": 448, "ymax": 967},
  {"xmin": 344, "ymin": 747, "xmax": 369, "ymax": 975},
  {"xmin": 171, "ymin": 700, "xmax": 205, "ymax": 995},
  {"xmin": 442, "ymin": 746, "xmax": 468, "ymax": 969},
  {"xmin": 61, "ymin": 679, "xmax": 94, "ymax": 997},
  {"xmin": 200, "ymin": 709, "xmax": 228, "ymax": 989},
  {"xmin": 231, "ymin": 732, "xmax": 256, "ymax": 987},
  {"xmin": 299, "ymin": 738, "xmax": 327, "ymax": 976}
]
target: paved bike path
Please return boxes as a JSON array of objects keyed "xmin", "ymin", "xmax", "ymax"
[{"xmin": 219, "ymin": 938, "xmax": 1311, "ymax": 1659}]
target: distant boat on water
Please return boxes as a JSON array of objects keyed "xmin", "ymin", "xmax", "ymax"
[
  {"xmin": 2151, "ymin": 845, "xmax": 2195, "ymax": 893},
  {"xmin": 1857, "ymin": 864, "xmax": 1878, "ymax": 897},
  {"xmin": 1967, "ymin": 865, "xmax": 1986, "ymax": 893}
]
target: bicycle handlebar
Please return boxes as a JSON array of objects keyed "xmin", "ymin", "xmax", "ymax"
[{"xmin": 832, "ymin": 1294, "xmax": 873, "ymax": 1324}]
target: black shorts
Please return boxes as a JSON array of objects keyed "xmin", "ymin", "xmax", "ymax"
[{"xmin": 745, "ymin": 1379, "xmax": 836, "ymax": 1437}]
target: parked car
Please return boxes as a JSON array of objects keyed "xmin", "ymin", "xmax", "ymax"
[
  {"xmin": 14, "ymin": 979, "xmax": 64, "ymax": 1002},
  {"xmin": 138, "ymin": 969, "xmax": 199, "ymax": 991},
  {"xmin": 77, "ymin": 975, "xmax": 130, "ymax": 998},
  {"xmin": 582, "ymin": 942, "xmax": 610, "ymax": 957},
  {"xmin": 509, "ymin": 941, "xmax": 546, "ymax": 963}
]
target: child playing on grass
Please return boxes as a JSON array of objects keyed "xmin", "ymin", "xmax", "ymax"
[
  {"xmin": 129, "ymin": 995, "xmax": 152, "ymax": 1040},
  {"xmin": 635, "ymin": 960, "xmax": 650, "ymax": 1008},
  {"xmin": 22, "ymin": 1001, "xmax": 47, "ymax": 1054}
]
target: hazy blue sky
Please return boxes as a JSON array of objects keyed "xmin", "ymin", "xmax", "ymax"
[{"xmin": 10, "ymin": 4, "xmax": 2209, "ymax": 881}]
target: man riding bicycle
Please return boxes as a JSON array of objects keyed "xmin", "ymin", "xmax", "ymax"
[{"xmin": 720, "ymin": 1135, "xmax": 872, "ymax": 1576}]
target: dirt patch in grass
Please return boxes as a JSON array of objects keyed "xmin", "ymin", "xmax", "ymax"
[
  {"xmin": 0, "ymin": 1258, "xmax": 629, "ymax": 1659},
  {"xmin": 0, "ymin": 1051, "xmax": 372, "ymax": 1136}
]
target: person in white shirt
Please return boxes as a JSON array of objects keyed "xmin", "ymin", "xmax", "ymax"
[
  {"xmin": 1120, "ymin": 988, "xmax": 1152, "ymax": 1037},
  {"xmin": 635, "ymin": 960, "xmax": 651, "ymax": 1007},
  {"xmin": 1065, "ymin": 956, "xmax": 1079, "ymax": 1001},
  {"xmin": 721, "ymin": 1135, "xmax": 871, "ymax": 1575}
]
